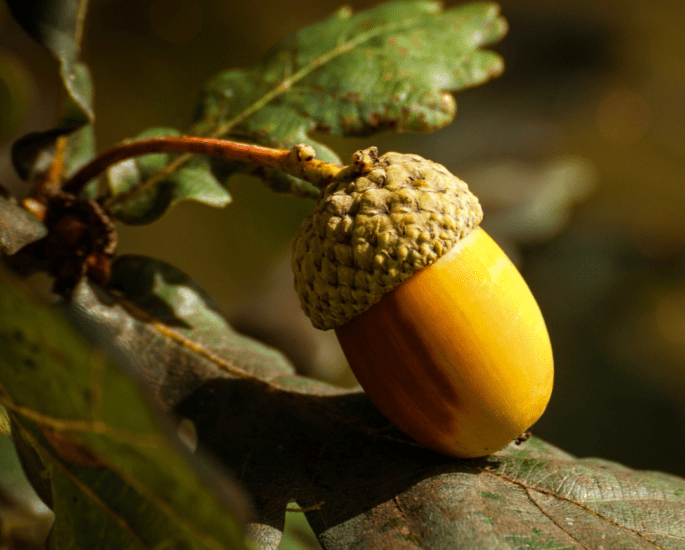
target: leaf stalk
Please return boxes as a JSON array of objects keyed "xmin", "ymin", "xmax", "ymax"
[{"xmin": 61, "ymin": 137, "xmax": 343, "ymax": 205}]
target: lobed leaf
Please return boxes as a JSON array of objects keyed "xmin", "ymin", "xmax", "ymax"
[
  {"xmin": 194, "ymin": 1, "xmax": 507, "ymax": 189},
  {"xmin": 0, "ymin": 268, "xmax": 248, "ymax": 549},
  {"xmin": 64, "ymin": 255, "xmax": 301, "ymax": 409},
  {"xmin": 62, "ymin": 254, "xmax": 685, "ymax": 549},
  {"xmin": 106, "ymin": 128, "xmax": 232, "ymax": 224}
]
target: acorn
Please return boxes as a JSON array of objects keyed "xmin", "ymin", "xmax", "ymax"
[{"xmin": 292, "ymin": 147, "xmax": 554, "ymax": 458}]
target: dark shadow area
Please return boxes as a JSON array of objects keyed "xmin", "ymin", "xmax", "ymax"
[{"xmin": 175, "ymin": 377, "xmax": 484, "ymax": 535}]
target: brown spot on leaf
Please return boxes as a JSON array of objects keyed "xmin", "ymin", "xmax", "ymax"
[{"xmin": 40, "ymin": 427, "xmax": 104, "ymax": 469}]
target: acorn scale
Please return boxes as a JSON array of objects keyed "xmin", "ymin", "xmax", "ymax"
[{"xmin": 292, "ymin": 147, "xmax": 554, "ymax": 458}]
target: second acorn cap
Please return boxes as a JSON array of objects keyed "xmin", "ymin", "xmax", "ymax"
[{"xmin": 292, "ymin": 147, "xmax": 483, "ymax": 330}]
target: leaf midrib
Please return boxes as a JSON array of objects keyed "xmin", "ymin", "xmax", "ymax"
[
  {"xmin": 481, "ymin": 466, "xmax": 668, "ymax": 549},
  {"xmin": 205, "ymin": 11, "xmax": 443, "ymax": 139},
  {"xmin": 117, "ymin": 10, "xmax": 443, "ymax": 209}
]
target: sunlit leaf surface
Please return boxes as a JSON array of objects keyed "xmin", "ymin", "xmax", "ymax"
[{"xmin": 194, "ymin": 1, "xmax": 506, "ymax": 192}]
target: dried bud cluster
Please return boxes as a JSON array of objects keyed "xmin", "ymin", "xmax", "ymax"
[{"xmin": 292, "ymin": 148, "xmax": 483, "ymax": 330}]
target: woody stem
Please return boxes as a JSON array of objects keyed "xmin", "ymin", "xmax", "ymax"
[{"xmin": 61, "ymin": 136, "xmax": 343, "ymax": 202}]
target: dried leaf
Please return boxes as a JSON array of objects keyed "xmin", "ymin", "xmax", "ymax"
[{"xmin": 179, "ymin": 379, "xmax": 685, "ymax": 550}]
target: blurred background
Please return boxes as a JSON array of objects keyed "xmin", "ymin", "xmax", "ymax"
[{"xmin": 1, "ymin": 0, "xmax": 684, "ymax": 488}]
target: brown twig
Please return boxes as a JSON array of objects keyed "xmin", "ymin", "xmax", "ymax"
[
  {"xmin": 62, "ymin": 137, "xmax": 344, "ymax": 202},
  {"xmin": 29, "ymin": 135, "xmax": 69, "ymax": 202}
]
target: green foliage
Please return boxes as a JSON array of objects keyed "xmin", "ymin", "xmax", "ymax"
[
  {"xmin": 4, "ymin": 0, "xmax": 92, "ymax": 125},
  {"xmin": 2, "ymin": 0, "xmax": 685, "ymax": 549},
  {"xmin": 196, "ymin": 2, "xmax": 506, "ymax": 152},
  {"xmin": 6, "ymin": 0, "xmax": 95, "ymax": 181},
  {"xmin": 194, "ymin": 1, "xmax": 506, "ymax": 198},
  {"xmin": 0, "ymin": 263, "xmax": 247, "ymax": 549},
  {"xmin": 106, "ymin": 128, "xmax": 231, "ymax": 224}
]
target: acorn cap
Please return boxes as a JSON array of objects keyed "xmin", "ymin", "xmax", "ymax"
[{"xmin": 292, "ymin": 147, "xmax": 483, "ymax": 330}]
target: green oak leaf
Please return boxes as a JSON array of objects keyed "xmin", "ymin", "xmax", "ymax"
[
  {"xmin": 0, "ymin": 268, "xmax": 248, "ymax": 549},
  {"xmin": 196, "ymin": 1, "xmax": 507, "ymax": 144},
  {"xmin": 62, "ymin": 255, "xmax": 685, "ymax": 550},
  {"xmin": 194, "ymin": 0, "xmax": 506, "ymax": 186},
  {"xmin": 106, "ymin": 128, "xmax": 231, "ymax": 224}
]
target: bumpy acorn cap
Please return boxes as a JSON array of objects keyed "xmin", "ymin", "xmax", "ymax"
[{"xmin": 292, "ymin": 147, "xmax": 483, "ymax": 330}]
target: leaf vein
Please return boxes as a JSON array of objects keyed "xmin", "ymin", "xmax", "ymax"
[
  {"xmin": 16, "ymin": 417, "xmax": 153, "ymax": 550},
  {"xmin": 91, "ymin": 452, "xmax": 231, "ymax": 550},
  {"xmin": 0, "ymin": 383, "xmax": 165, "ymax": 448},
  {"xmin": 481, "ymin": 467, "xmax": 667, "ymax": 550},
  {"xmin": 523, "ymin": 486, "xmax": 593, "ymax": 550},
  {"xmin": 207, "ymin": 10, "xmax": 457, "ymax": 141}
]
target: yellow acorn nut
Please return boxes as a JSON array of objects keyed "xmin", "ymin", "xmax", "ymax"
[{"xmin": 292, "ymin": 148, "xmax": 553, "ymax": 458}]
